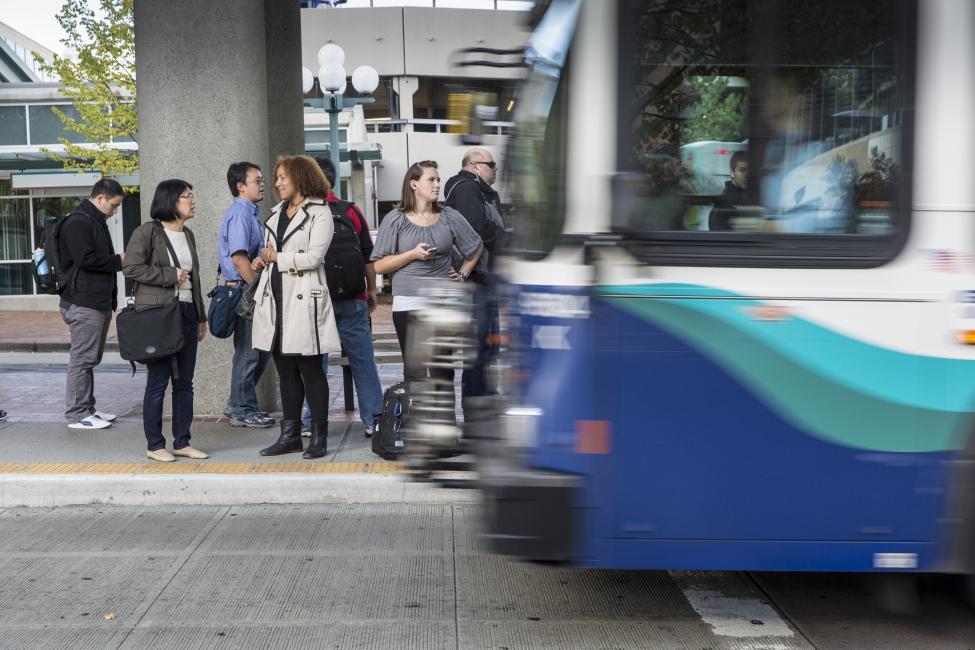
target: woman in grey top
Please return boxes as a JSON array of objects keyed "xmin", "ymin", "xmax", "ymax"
[{"xmin": 372, "ymin": 160, "xmax": 483, "ymax": 381}]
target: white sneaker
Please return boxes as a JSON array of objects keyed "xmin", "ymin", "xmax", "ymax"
[
  {"xmin": 68, "ymin": 415, "xmax": 112, "ymax": 430},
  {"xmin": 93, "ymin": 410, "xmax": 117, "ymax": 422}
]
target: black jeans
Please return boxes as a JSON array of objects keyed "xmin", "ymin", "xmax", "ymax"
[
  {"xmin": 143, "ymin": 302, "xmax": 199, "ymax": 451},
  {"xmin": 392, "ymin": 309, "xmax": 455, "ymax": 385},
  {"xmin": 273, "ymin": 350, "xmax": 329, "ymax": 422},
  {"xmin": 461, "ymin": 283, "xmax": 499, "ymax": 404}
]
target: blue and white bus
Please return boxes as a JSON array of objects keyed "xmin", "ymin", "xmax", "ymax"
[{"xmin": 454, "ymin": 0, "xmax": 975, "ymax": 587}]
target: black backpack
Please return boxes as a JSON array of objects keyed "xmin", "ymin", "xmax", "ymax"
[
  {"xmin": 324, "ymin": 200, "xmax": 367, "ymax": 301},
  {"xmin": 373, "ymin": 382, "xmax": 411, "ymax": 460},
  {"xmin": 30, "ymin": 215, "xmax": 75, "ymax": 295}
]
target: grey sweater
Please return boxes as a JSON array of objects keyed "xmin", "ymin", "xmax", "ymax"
[{"xmin": 370, "ymin": 206, "xmax": 482, "ymax": 297}]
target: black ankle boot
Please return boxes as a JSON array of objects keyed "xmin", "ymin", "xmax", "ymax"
[
  {"xmin": 260, "ymin": 419, "xmax": 303, "ymax": 456},
  {"xmin": 303, "ymin": 419, "xmax": 328, "ymax": 459}
]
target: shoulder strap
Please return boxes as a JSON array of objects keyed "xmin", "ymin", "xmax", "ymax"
[
  {"xmin": 331, "ymin": 201, "xmax": 361, "ymax": 238},
  {"xmin": 334, "ymin": 199, "xmax": 358, "ymax": 221},
  {"xmin": 154, "ymin": 222, "xmax": 181, "ymax": 268},
  {"xmin": 444, "ymin": 177, "xmax": 481, "ymax": 204}
]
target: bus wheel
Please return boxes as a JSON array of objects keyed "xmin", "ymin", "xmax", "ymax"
[
  {"xmin": 874, "ymin": 573, "xmax": 920, "ymax": 615},
  {"xmin": 961, "ymin": 573, "xmax": 975, "ymax": 609}
]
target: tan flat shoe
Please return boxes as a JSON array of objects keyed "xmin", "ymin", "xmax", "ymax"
[
  {"xmin": 172, "ymin": 446, "xmax": 209, "ymax": 459},
  {"xmin": 146, "ymin": 449, "xmax": 176, "ymax": 463}
]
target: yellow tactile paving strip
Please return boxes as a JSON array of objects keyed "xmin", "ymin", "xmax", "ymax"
[{"xmin": 0, "ymin": 462, "xmax": 409, "ymax": 475}]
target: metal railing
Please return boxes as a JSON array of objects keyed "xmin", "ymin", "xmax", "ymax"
[
  {"xmin": 365, "ymin": 118, "xmax": 514, "ymax": 135},
  {"xmin": 301, "ymin": 1, "xmax": 533, "ymax": 10}
]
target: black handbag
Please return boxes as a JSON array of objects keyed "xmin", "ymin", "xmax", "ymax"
[
  {"xmin": 117, "ymin": 224, "xmax": 186, "ymax": 372},
  {"xmin": 235, "ymin": 271, "xmax": 261, "ymax": 320},
  {"xmin": 206, "ymin": 267, "xmax": 241, "ymax": 338}
]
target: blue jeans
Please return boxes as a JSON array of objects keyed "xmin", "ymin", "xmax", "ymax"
[
  {"xmin": 143, "ymin": 302, "xmax": 199, "ymax": 451},
  {"xmin": 226, "ymin": 314, "xmax": 270, "ymax": 418},
  {"xmin": 462, "ymin": 283, "xmax": 499, "ymax": 406},
  {"xmin": 303, "ymin": 298, "xmax": 384, "ymax": 427}
]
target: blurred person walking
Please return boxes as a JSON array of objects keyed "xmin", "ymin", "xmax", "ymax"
[
  {"xmin": 300, "ymin": 157, "xmax": 384, "ymax": 438},
  {"xmin": 123, "ymin": 180, "xmax": 209, "ymax": 462},
  {"xmin": 251, "ymin": 155, "xmax": 340, "ymax": 459},
  {"xmin": 443, "ymin": 148, "xmax": 505, "ymax": 411},
  {"xmin": 59, "ymin": 179, "xmax": 125, "ymax": 430},
  {"xmin": 219, "ymin": 162, "xmax": 274, "ymax": 429},
  {"xmin": 372, "ymin": 160, "xmax": 484, "ymax": 387}
]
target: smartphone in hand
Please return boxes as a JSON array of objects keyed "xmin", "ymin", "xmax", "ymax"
[{"xmin": 424, "ymin": 245, "xmax": 440, "ymax": 255}]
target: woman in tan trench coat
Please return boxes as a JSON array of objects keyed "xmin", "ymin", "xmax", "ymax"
[{"xmin": 251, "ymin": 155, "xmax": 340, "ymax": 459}]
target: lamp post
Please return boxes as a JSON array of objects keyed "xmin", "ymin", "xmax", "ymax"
[{"xmin": 302, "ymin": 44, "xmax": 379, "ymax": 199}]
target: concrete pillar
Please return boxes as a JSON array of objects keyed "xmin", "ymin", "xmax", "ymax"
[
  {"xmin": 392, "ymin": 76, "xmax": 419, "ymax": 132},
  {"xmin": 134, "ymin": 0, "xmax": 305, "ymax": 416}
]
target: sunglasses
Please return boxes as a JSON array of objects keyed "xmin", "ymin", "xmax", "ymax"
[{"xmin": 474, "ymin": 160, "xmax": 497, "ymax": 169}]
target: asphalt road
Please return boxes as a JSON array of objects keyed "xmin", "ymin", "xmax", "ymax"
[{"xmin": 2, "ymin": 503, "xmax": 974, "ymax": 650}]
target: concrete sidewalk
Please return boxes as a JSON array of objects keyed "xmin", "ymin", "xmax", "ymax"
[
  {"xmin": 0, "ymin": 412, "xmax": 477, "ymax": 508},
  {"xmin": 0, "ymin": 353, "xmax": 406, "ymax": 422},
  {"xmin": 0, "ymin": 302, "xmax": 396, "ymax": 352},
  {"xmin": 0, "ymin": 504, "xmax": 809, "ymax": 650},
  {"xmin": 0, "ymin": 345, "xmax": 458, "ymax": 508}
]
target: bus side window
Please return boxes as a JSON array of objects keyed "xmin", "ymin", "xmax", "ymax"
[{"xmin": 622, "ymin": 0, "xmax": 909, "ymax": 248}]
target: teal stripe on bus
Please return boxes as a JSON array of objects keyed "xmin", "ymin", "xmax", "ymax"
[{"xmin": 601, "ymin": 287, "xmax": 975, "ymax": 453}]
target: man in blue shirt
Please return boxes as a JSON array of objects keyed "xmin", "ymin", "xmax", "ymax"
[{"xmin": 220, "ymin": 162, "xmax": 274, "ymax": 428}]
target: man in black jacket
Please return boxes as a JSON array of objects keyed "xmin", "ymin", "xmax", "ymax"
[
  {"xmin": 444, "ymin": 148, "xmax": 505, "ymax": 413},
  {"xmin": 59, "ymin": 178, "xmax": 125, "ymax": 430},
  {"xmin": 709, "ymin": 151, "xmax": 748, "ymax": 231}
]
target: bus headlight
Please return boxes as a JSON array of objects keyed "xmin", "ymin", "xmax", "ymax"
[{"xmin": 502, "ymin": 406, "xmax": 543, "ymax": 447}]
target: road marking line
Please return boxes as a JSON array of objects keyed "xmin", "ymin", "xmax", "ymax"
[{"xmin": 670, "ymin": 571, "xmax": 797, "ymax": 643}]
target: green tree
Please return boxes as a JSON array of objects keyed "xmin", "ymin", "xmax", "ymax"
[
  {"xmin": 37, "ymin": 0, "xmax": 137, "ymax": 178},
  {"xmin": 681, "ymin": 76, "xmax": 745, "ymax": 143}
]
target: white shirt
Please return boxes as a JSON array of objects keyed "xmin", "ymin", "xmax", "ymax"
[
  {"xmin": 163, "ymin": 228, "xmax": 194, "ymax": 303},
  {"xmin": 392, "ymin": 295, "xmax": 430, "ymax": 312}
]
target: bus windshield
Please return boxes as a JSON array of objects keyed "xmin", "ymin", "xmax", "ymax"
[
  {"xmin": 504, "ymin": 0, "xmax": 577, "ymax": 259},
  {"xmin": 505, "ymin": 67, "xmax": 570, "ymax": 258}
]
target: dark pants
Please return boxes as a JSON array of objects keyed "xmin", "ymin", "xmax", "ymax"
[
  {"xmin": 274, "ymin": 351, "xmax": 329, "ymax": 422},
  {"xmin": 143, "ymin": 302, "xmax": 199, "ymax": 451},
  {"xmin": 392, "ymin": 310, "xmax": 456, "ymax": 422},
  {"xmin": 462, "ymin": 283, "xmax": 499, "ymax": 406},
  {"xmin": 393, "ymin": 310, "xmax": 454, "ymax": 384}
]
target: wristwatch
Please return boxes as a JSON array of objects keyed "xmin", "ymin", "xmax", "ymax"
[{"xmin": 458, "ymin": 271, "xmax": 468, "ymax": 281}]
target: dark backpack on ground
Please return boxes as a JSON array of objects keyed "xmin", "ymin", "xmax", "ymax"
[
  {"xmin": 30, "ymin": 215, "xmax": 75, "ymax": 295},
  {"xmin": 324, "ymin": 200, "xmax": 367, "ymax": 301},
  {"xmin": 373, "ymin": 381, "xmax": 411, "ymax": 460}
]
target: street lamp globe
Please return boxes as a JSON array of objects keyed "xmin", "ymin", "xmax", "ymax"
[
  {"xmin": 301, "ymin": 67, "xmax": 315, "ymax": 94},
  {"xmin": 317, "ymin": 43, "xmax": 345, "ymax": 68},
  {"xmin": 318, "ymin": 63, "xmax": 347, "ymax": 93},
  {"xmin": 351, "ymin": 65, "xmax": 379, "ymax": 94}
]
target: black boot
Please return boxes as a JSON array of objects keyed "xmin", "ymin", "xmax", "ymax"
[
  {"xmin": 303, "ymin": 419, "xmax": 328, "ymax": 459},
  {"xmin": 260, "ymin": 419, "xmax": 303, "ymax": 456}
]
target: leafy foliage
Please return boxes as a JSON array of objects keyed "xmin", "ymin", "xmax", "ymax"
[
  {"xmin": 681, "ymin": 76, "xmax": 745, "ymax": 144},
  {"xmin": 37, "ymin": 0, "xmax": 137, "ymax": 179}
]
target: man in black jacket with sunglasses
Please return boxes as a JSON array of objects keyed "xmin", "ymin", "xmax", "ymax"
[{"xmin": 444, "ymin": 148, "xmax": 505, "ymax": 415}]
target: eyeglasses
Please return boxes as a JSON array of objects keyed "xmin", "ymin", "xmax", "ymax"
[
  {"xmin": 179, "ymin": 194, "xmax": 195, "ymax": 201},
  {"xmin": 248, "ymin": 179, "xmax": 266, "ymax": 186},
  {"xmin": 474, "ymin": 160, "xmax": 497, "ymax": 169}
]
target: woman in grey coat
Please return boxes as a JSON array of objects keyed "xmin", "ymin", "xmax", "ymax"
[{"xmin": 122, "ymin": 179, "xmax": 208, "ymax": 463}]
